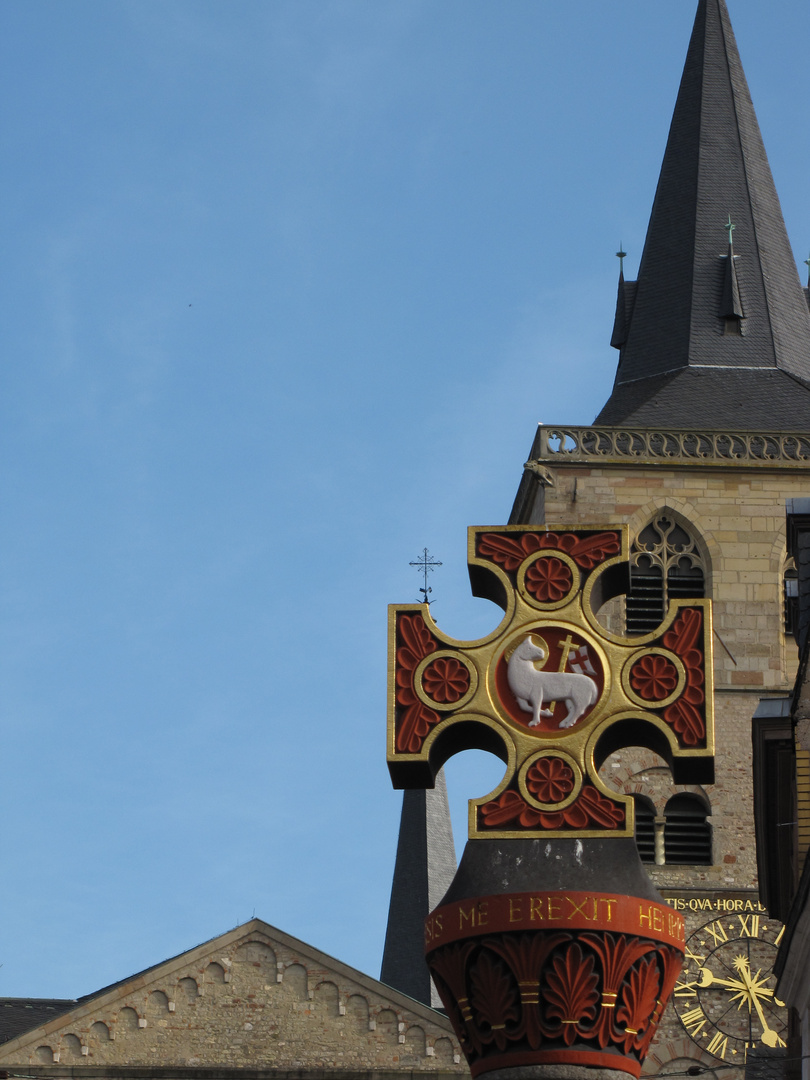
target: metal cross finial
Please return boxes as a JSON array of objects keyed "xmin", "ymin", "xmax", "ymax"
[
  {"xmin": 616, "ymin": 244, "xmax": 627, "ymax": 273},
  {"xmin": 725, "ymin": 215, "xmax": 736, "ymax": 244},
  {"xmin": 410, "ymin": 547, "xmax": 442, "ymax": 606}
]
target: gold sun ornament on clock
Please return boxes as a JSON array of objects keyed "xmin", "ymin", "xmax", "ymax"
[{"xmin": 673, "ymin": 913, "xmax": 787, "ymax": 1063}]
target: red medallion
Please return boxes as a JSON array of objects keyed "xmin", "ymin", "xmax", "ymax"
[
  {"xmin": 629, "ymin": 653, "xmax": 679, "ymax": 701},
  {"xmin": 524, "ymin": 556, "xmax": 574, "ymax": 603},
  {"xmin": 526, "ymin": 757, "xmax": 575, "ymax": 804},
  {"xmin": 422, "ymin": 656, "xmax": 471, "ymax": 704},
  {"xmin": 494, "ymin": 628, "xmax": 604, "ymax": 734}
]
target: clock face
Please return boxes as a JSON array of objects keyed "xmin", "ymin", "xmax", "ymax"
[{"xmin": 673, "ymin": 913, "xmax": 788, "ymax": 1063}]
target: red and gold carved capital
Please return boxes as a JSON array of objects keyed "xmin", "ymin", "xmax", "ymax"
[{"xmin": 426, "ymin": 891, "xmax": 684, "ymax": 1078}]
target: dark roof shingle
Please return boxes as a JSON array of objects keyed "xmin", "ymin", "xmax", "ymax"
[{"xmin": 0, "ymin": 999, "xmax": 75, "ymax": 1045}]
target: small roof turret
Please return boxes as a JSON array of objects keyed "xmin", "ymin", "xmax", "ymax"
[
  {"xmin": 597, "ymin": 0, "xmax": 810, "ymax": 430},
  {"xmin": 610, "ymin": 247, "xmax": 633, "ymax": 350}
]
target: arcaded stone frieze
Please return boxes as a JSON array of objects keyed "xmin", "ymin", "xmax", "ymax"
[{"xmin": 529, "ymin": 427, "xmax": 810, "ymax": 469}]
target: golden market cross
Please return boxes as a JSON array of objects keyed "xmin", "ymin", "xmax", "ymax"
[{"xmin": 388, "ymin": 525, "xmax": 715, "ymax": 841}]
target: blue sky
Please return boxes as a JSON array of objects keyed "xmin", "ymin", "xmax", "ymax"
[{"xmin": 1, "ymin": 0, "xmax": 808, "ymax": 999}]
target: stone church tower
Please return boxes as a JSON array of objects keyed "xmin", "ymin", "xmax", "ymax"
[{"xmin": 510, "ymin": 0, "xmax": 810, "ymax": 1073}]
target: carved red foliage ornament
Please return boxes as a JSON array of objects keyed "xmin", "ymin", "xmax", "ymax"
[
  {"xmin": 478, "ymin": 531, "xmax": 621, "ymax": 575},
  {"xmin": 662, "ymin": 609, "xmax": 705, "ymax": 746},
  {"xmin": 545, "ymin": 944, "xmax": 600, "ymax": 1041},
  {"xmin": 469, "ymin": 951, "xmax": 522, "ymax": 1051},
  {"xmin": 425, "ymin": 891, "xmax": 685, "ymax": 1079},
  {"xmin": 394, "ymin": 614, "xmax": 439, "ymax": 753},
  {"xmin": 479, "ymin": 783, "xmax": 625, "ymax": 832}
]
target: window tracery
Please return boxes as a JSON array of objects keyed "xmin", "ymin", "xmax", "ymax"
[{"xmin": 626, "ymin": 513, "xmax": 706, "ymax": 635}]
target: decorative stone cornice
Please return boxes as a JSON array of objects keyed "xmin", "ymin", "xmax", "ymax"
[{"xmin": 530, "ymin": 426, "xmax": 810, "ymax": 469}]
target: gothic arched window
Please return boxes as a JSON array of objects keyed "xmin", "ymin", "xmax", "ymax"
[
  {"xmin": 664, "ymin": 793, "xmax": 712, "ymax": 865},
  {"xmin": 626, "ymin": 514, "xmax": 706, "ymax": 635}
]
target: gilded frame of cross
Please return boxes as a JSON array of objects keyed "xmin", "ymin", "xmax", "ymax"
[{"xmin": 388, "ymin": 524, "xmax": 714, "ymax": 841}]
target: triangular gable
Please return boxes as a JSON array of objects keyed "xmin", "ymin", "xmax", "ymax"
[{"xmin": 0, "ymin": 919, "xmax": 466, "ymax": 1073}]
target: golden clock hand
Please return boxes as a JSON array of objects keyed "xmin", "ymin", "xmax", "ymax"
[
  {"xmin": 697, "ymin": 967, "xmax": 746, "ymax": 993},
  {"xmin": 736, "ymin": 959, "xmax": 783, "ymax": 1049}
]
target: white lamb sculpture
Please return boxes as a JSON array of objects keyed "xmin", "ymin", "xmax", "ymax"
[{"xmin": 507, "ymin": 636, "xmax": 598, "ymax": 730}]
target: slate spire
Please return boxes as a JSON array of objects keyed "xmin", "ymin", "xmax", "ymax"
[
  {"xmin": 380, "ymin": 771, "xmax": 456, "ymax": 1007},
  {"xmin": 597, "ymin": 0, "xmax": 810, "ymax": 430}
]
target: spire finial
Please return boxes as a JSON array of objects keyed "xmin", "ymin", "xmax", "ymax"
[
  {"xmin": 616, "ymin": 244, "xmax": 627, "ymax": 274},
  {"xmin": 804, "ymin": 252, "xmax": 810, "ymax": 288},
  {"xmin": 724, "ymin": 215, "xmax": 736, "ymax": 246}
]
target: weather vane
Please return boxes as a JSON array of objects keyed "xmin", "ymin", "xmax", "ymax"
[{"xmin": 409, "ymin": 548, "xmax": 441, "ymax": 606}]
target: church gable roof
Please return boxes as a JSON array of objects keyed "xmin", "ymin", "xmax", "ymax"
[
  {"xmin": 597, "ymin": 0, "xmax": 810, "ymax": 430},
  {"xmin": 0, "ymin": 920, "xmax": 463, "ymax": 1073}
]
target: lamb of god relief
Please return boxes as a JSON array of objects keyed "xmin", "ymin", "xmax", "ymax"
[{"xmin": 387, "ymin": 525, "xmax": 714, "ymax": 840}]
